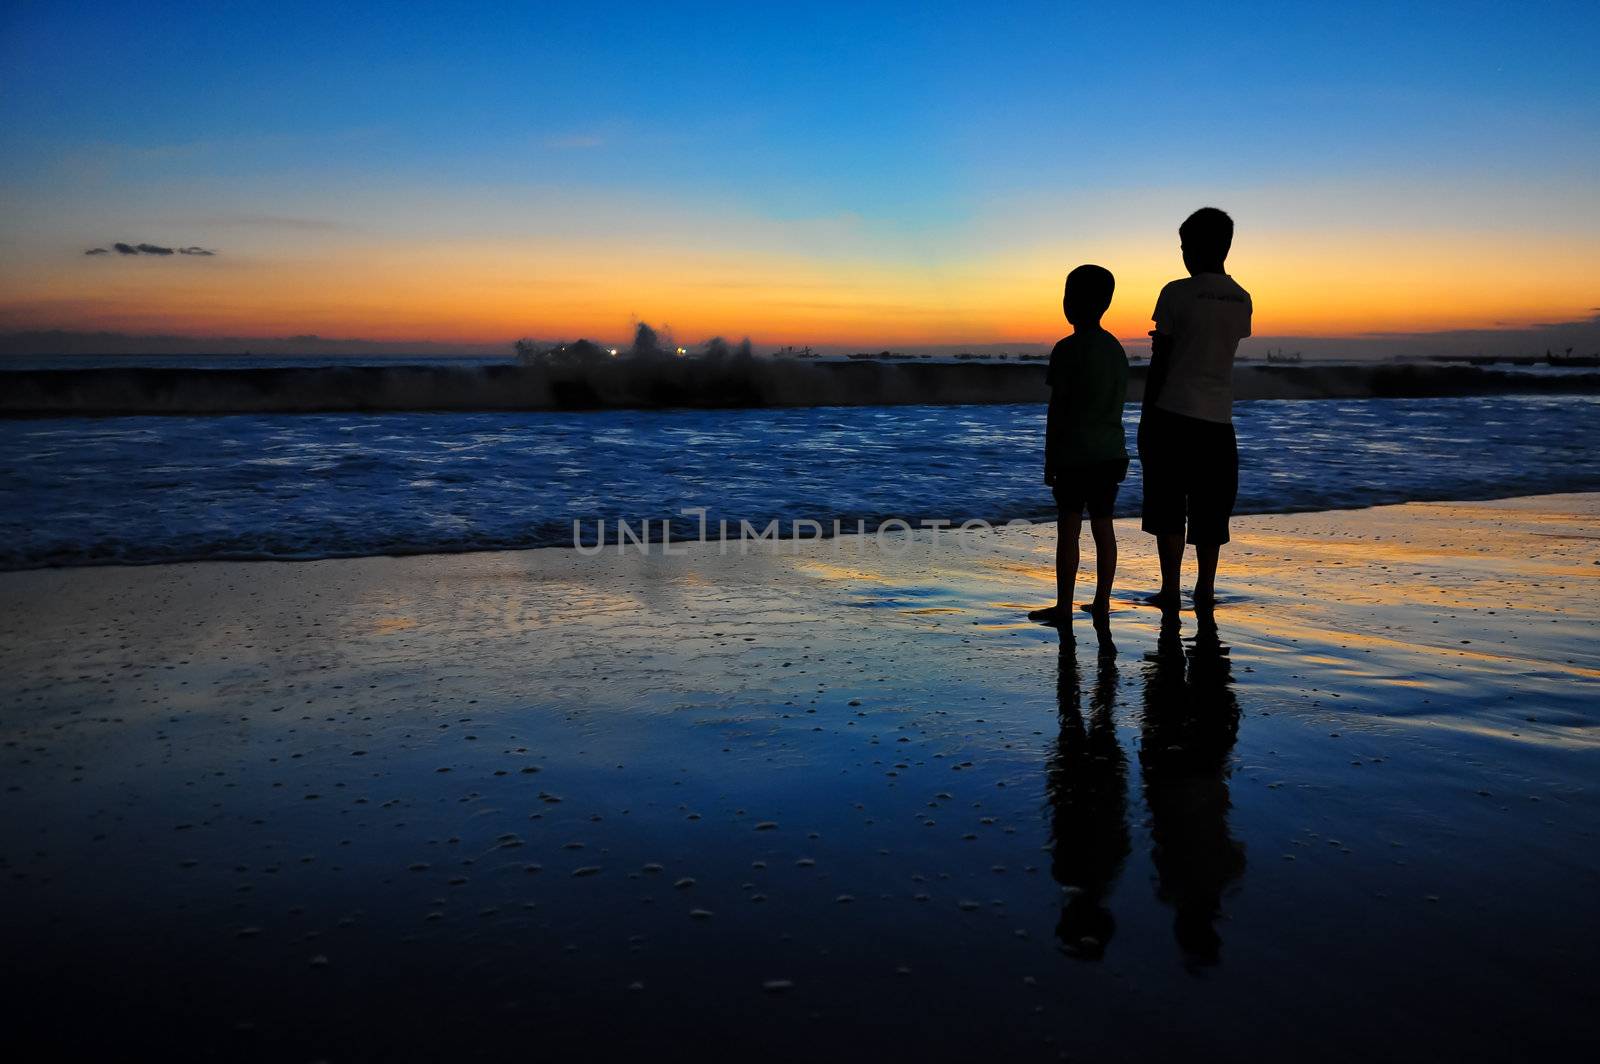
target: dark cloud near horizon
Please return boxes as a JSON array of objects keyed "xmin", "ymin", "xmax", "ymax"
[{"xmin": 86, "ymin": 242, "xmax": 217, "ymax": 256}]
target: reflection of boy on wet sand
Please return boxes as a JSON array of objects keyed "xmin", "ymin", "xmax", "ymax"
[
  {"xmin": 1047, "ymin": 635, "xmax": 1128, "ymax": 958},
  {"xmin": 1139, "ymin": 618, "xmax": 1246, "ymax": 966}
]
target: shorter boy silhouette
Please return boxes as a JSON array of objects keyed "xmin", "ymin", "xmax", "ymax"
[{"xmin": 1029, "ymin": 265, "xmax": 1130, "ymax": 626}]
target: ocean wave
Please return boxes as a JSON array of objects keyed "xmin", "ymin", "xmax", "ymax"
[{"xmin": 2, "ymin": 395, "xmax": 1597, "ymax": 570}]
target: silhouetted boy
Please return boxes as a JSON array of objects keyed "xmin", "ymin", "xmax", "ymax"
[
  {"xmin": 1029, "ymin": 265, "xmax": 1129, "ymax": 625},
  {"xmin": 1139, "ymin": 208, "xmax": 1252, "ymax": 615}
]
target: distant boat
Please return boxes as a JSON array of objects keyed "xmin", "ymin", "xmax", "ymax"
[{"xmin": 1547, "ymin": 348, "xmax": 1600, "ymax": 368}]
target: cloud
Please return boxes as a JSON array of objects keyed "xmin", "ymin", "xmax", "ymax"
[{"xmin": 91, "ymin": 242, "xmax": 216, "ymax": 256}]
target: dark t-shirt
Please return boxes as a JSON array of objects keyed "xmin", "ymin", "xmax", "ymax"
[{"xmin": 1046, "ymin": 328, "xmax": 1129, "ymax": 468}]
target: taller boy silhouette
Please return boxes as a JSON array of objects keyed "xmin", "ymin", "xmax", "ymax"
[{"xmin": 1138, "ymin": 208, "xmax": 1252, "ymax": 614}]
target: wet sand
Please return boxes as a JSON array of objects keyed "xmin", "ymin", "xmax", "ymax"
[{"xmin": 1, "ymin": 494, "xmax": 1597, "ymax": 1061}]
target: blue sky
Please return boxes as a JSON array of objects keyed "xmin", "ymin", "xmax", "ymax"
[{"xmin": 1, "ymin": 1, "xmax": 1596, "ymax": 346}]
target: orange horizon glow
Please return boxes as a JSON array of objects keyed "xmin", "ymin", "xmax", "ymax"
[
  {"xmin": 4, "ymin": 233, "xmax": 1595, "ymax": 350},
  {"xmin": 4, "ymin": 6, "xmax": 1596, "ymax": 355}
]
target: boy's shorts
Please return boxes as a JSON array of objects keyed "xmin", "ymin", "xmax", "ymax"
[
  {"xmin": 1052, "ymin": 458, "xmax": 1128, "ymax": 521},
  {"xmin": 1137, "ymin": 406, "xmax": 1238, "ymax": 546}
]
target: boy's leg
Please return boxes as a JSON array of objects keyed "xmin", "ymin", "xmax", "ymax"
[
  {"xmin": 1188, "ymin": 422, "xmax": 1238, "ymax": 610},
  {"xmin": 1138, "ymin": 409, "xmax": 1185, "ymax": 612},
  {"xmin": 1193, "ymin": 542, "xmax": 1220, "ymax": 608},
  {"xmin": 1082, "ymin": 468, "xmax": 1121, "ymax": 615},
  {"xmin": 1155, "ymin": 533, "xmax": 1185, "ymax": 611},
  {"xmin": 1030, "ymin": 484, "xmax": 1082, "ymax": 623},
  {"xmin": 1056, "ymin": 513, "xmax": 1083, "ymax": 607},
  {"xmin": 1088, "ymin": 517, "xmax": 1116, "ymax": 613}
]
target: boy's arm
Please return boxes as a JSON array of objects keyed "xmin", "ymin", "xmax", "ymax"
[
  {"xmin": 1043, "ymin": 397, "xmax": 1057, "ymax": 485},
  {"xmin": 1144, "ymin": 331, "xmax": 1173, "ymax": 409},
  {"xmin": 1144, "ymin": 283, "xmax": 1176, "ymax": 409},
  {"xmin": 1043, "ymin": 342, "xmax": 1061, "ymax": 485}
]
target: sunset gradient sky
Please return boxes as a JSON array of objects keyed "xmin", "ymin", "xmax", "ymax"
[{"xmin": 1, "ymin": 1, "xmax": 1596, "ymax": 352}]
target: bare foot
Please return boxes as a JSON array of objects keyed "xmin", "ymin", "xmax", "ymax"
[
  {"xmin": 1028, "ymin": 604, "xmax": 1070, "ymax": 625},
  {"xmin": 1079, "ymin": 598, "xmax": 1111, "ymax": 618},
  {"xmin": 1143, "ymin": 589, "xmax": 1180, "ymax": 614}
]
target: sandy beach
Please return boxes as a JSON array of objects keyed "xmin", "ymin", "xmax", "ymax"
[{"xmin": 2, "ymin": 493, "xmax": 1597, "ymax": 1061}]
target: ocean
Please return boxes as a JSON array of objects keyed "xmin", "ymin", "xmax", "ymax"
[{"xmin": 3, "ymin": 394, "xmax": 1598, "ymax": 570}]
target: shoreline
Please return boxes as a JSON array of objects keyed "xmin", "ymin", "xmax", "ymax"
[
  {"xmin": 7, "ymin": 483, "xmax": 1600, "ymax": 574},
  {"xmin": 2, "ymin": 493, "xmax": 1596, "ymax": 1060}
]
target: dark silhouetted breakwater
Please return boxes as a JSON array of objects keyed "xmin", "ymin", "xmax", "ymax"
[{"xmin": 3, "ymin": 360, "xmax": 1597, "ymax": 417}]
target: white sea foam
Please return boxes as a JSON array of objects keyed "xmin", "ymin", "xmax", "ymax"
[{"xmin": 1, "ymin": 395, "xmax": 1597, "ymax": 569}]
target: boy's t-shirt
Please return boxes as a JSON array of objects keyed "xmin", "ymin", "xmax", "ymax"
[
  {"xmin": 1046, "ymin": 328, "xmax": 1129, "ymax": 468},
  {"xmin": 1150, "ymin": 272, "xmax": 1252, "ymax": 424}
]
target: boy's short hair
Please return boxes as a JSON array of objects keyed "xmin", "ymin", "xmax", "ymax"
[
  {"xmin": 1064, "ymin": 264, "xmax": 1115, "ymax": 318},
  {"xmin": 1179, "ymin": 207, "xmax": 1233, "ymax": 260}
]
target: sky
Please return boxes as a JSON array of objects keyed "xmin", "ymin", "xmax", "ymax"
[{"xmin": 1, "ymin": 0, "xmax": 1596, "ymax": 353}]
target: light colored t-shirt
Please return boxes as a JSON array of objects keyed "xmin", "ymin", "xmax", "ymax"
[{"xmin": 1150, "ymin": 272, "xmax": 1252, "ymax": 424}]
